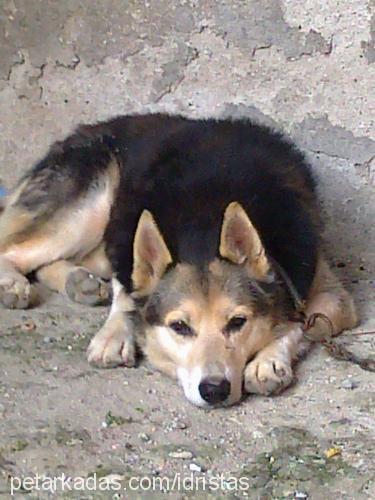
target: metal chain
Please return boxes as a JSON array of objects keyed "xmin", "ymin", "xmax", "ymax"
[{"xmin": 302, "ymin": 313, "xmax": 375, "ymax": 373}]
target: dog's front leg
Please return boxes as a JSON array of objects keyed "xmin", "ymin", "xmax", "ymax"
[
  {"xmin": 87, "ymin": 278, "xmax": 137, "ymax": 368},
  {"xmin": 244, "ymin": 325, "xmax": 303, "ymax": 395}
]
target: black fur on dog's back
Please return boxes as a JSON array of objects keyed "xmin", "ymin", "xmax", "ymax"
[{"xmin": 103, "ymin": 115, "xmax": 320, "ymax": 299}]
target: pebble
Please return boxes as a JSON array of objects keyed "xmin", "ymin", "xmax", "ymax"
[
  {"xmin": 43, "ymin": 336, "xmax": 56, "ymax": 344},
  {"xmin": 172, "ymin": 420, "xmax": 188, "ymax": 430},
  {"xmin": 21, "ymin": 320, "xmax": 36, "ymax": 332},
  {"xmin": 189, "ymin": 463, "xmax": 202, "ymax": 472},
  {"xmin": 295, "ymin": 492, "xmax": 308, "ymax": 499},
  {"xmin": 139, "ymin": 433, "xmax": 151, "ymax": 442},
  {"xmin": 168, "ymin": 450, "xmax": 193, "ymax": 459},
  {"xmin": 341, "ymin": 379, "xmax": 359, "ymax": 390}
]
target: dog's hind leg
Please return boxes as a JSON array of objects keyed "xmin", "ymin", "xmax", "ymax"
[
  {"xmin": 36, "ymin": 245, "xmax": 112, "ymax": 306},
  {"xmin": 0, "ymin": 152, "xmax": 119, "ymax": 309},
  {"xmin": 66, "ymin": 243, "xmax": 112, "ymax": 305},
  {"xmin": 36, "ymin": 260, "xmax": 76, "ymax": 294},
  {"xmin": 0, "ymin": 255, "xmax": 37, "ymax": 309},
  {"xmin": 80, "ymin": 243, "xmax": 112, "ymax": 279},
  {"xmin": 0, "ymin": 199, "xmax": 44, "ymax": 308},
  {"xmin": 303, "ymin": 257, "xmax": 358, "ymax": 339}
]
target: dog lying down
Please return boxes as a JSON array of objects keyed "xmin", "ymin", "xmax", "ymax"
[{"xmin": 0, "ymin": 114, "xmax": 358, "ymax": 407}]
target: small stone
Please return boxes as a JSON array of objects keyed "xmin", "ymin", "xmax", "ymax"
[
  {"xmin": 172, "ymin": 420, "xmax": 188, "ymax": 430},
  {"xmin": 189, "ymin": 463, "xmax": 202, "ymax": 472},
  {"xmin": 325, "ymin": 446, "xmax": 341, "ymax": 459},
  {"xmin": 21, "ymin": 320, "xmax": 36, "ymax": 332},
  {"xmin": 43, "ymin": 336, "xmax": 56, "ymax": 344},
  {"xmin": 139, "ymin": 433, "xmax": 151, "ymax": 442},
  {"xmin": 341, "ymin": 379, "xmax": 359, "ymax": 390},
  {"xmin": 295, "ymin": 492, "xmax": 308, "ymax": 499},
  {"xmin": 168, "ymin": 450, "xmax": 193, "ymax": 459}
]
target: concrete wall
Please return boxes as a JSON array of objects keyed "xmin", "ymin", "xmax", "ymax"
[{"xmin": 1, "ymin": 0, "xmax": 374, "ymax": 275}]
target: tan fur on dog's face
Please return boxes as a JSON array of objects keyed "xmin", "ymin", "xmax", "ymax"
[
  {"xmin": 142, "ymin": 262, "xmax": 281, "ymax": 407},
  {"xmin": 133, "ymin": 203, "xmax": 292, "ymax": 407}
]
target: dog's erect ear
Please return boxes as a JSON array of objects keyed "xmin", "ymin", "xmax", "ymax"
[
  {"xmin": 132, "ymin": 210, "xmax": 172, "ymax": 294},
  {"xmin": 219, "ymin": 202, "xmax": 270, "ymax": 280}
]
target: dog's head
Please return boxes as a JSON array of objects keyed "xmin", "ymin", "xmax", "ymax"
[{"xmin": 132, "ymin": 202, "xmax": 293, "ymax": 408}]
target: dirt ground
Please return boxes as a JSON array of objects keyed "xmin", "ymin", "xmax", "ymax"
[
  {"xmin": 0, "ymin": 270, "xmax": 374, "ymax": 499},
  {"xmin": 1, "ymin": 1, "xmax": 374, "ymax": 499}
]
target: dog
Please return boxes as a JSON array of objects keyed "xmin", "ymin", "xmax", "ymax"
[{"xmin": 0, "ymin": 113, "xmax": 358, "ymax": 407}]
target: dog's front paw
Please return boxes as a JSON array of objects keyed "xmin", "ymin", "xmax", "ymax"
[
  {"xmin": 244, "ymin": 353, "xmax": 293, "ymax": 396},
  {"xmin": 0, "ymin": 274, "xmax": 36, "ymax": 309},
  {"xmin": 87, "ymin": 322, "xmax": 136, "ymax": 368}
]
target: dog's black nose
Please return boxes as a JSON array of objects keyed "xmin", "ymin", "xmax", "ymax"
[{"xmin": 198, "ymin": 377, "xmax": 231, "ymax": 404}]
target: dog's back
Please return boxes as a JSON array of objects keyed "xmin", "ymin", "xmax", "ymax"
[{"xmin": 103, "ymin": 116, "xmax": 320, "ymax": 299}]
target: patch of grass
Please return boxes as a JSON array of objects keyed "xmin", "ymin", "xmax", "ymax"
[
  {"xmin": 11, "ymin": 439, "xmax": 29, "ymax": 452},
  {"xmin": 104, "ymin": 411, "xmax": 133, "ymax": 427},
  {"xmin": 240, "ymin": 426, "xmax": 360, "ymax": 497},
  {"xmin": 55, "ymin": 426, "xmax": 91, "ymax": 446}
]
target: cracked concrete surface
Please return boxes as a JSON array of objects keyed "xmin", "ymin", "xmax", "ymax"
[{"xmin": 0, "ymin": 1, "xmax": 374, "ymax": 499}]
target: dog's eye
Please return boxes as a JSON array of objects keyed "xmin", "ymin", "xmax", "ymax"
[
  {"xmin": 225, "ymin": 315, "xmax": 247, "ymax": 333},
  {"xmin": 169, "ymin": 320, "xmax": 193, "ymax": 336}
]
